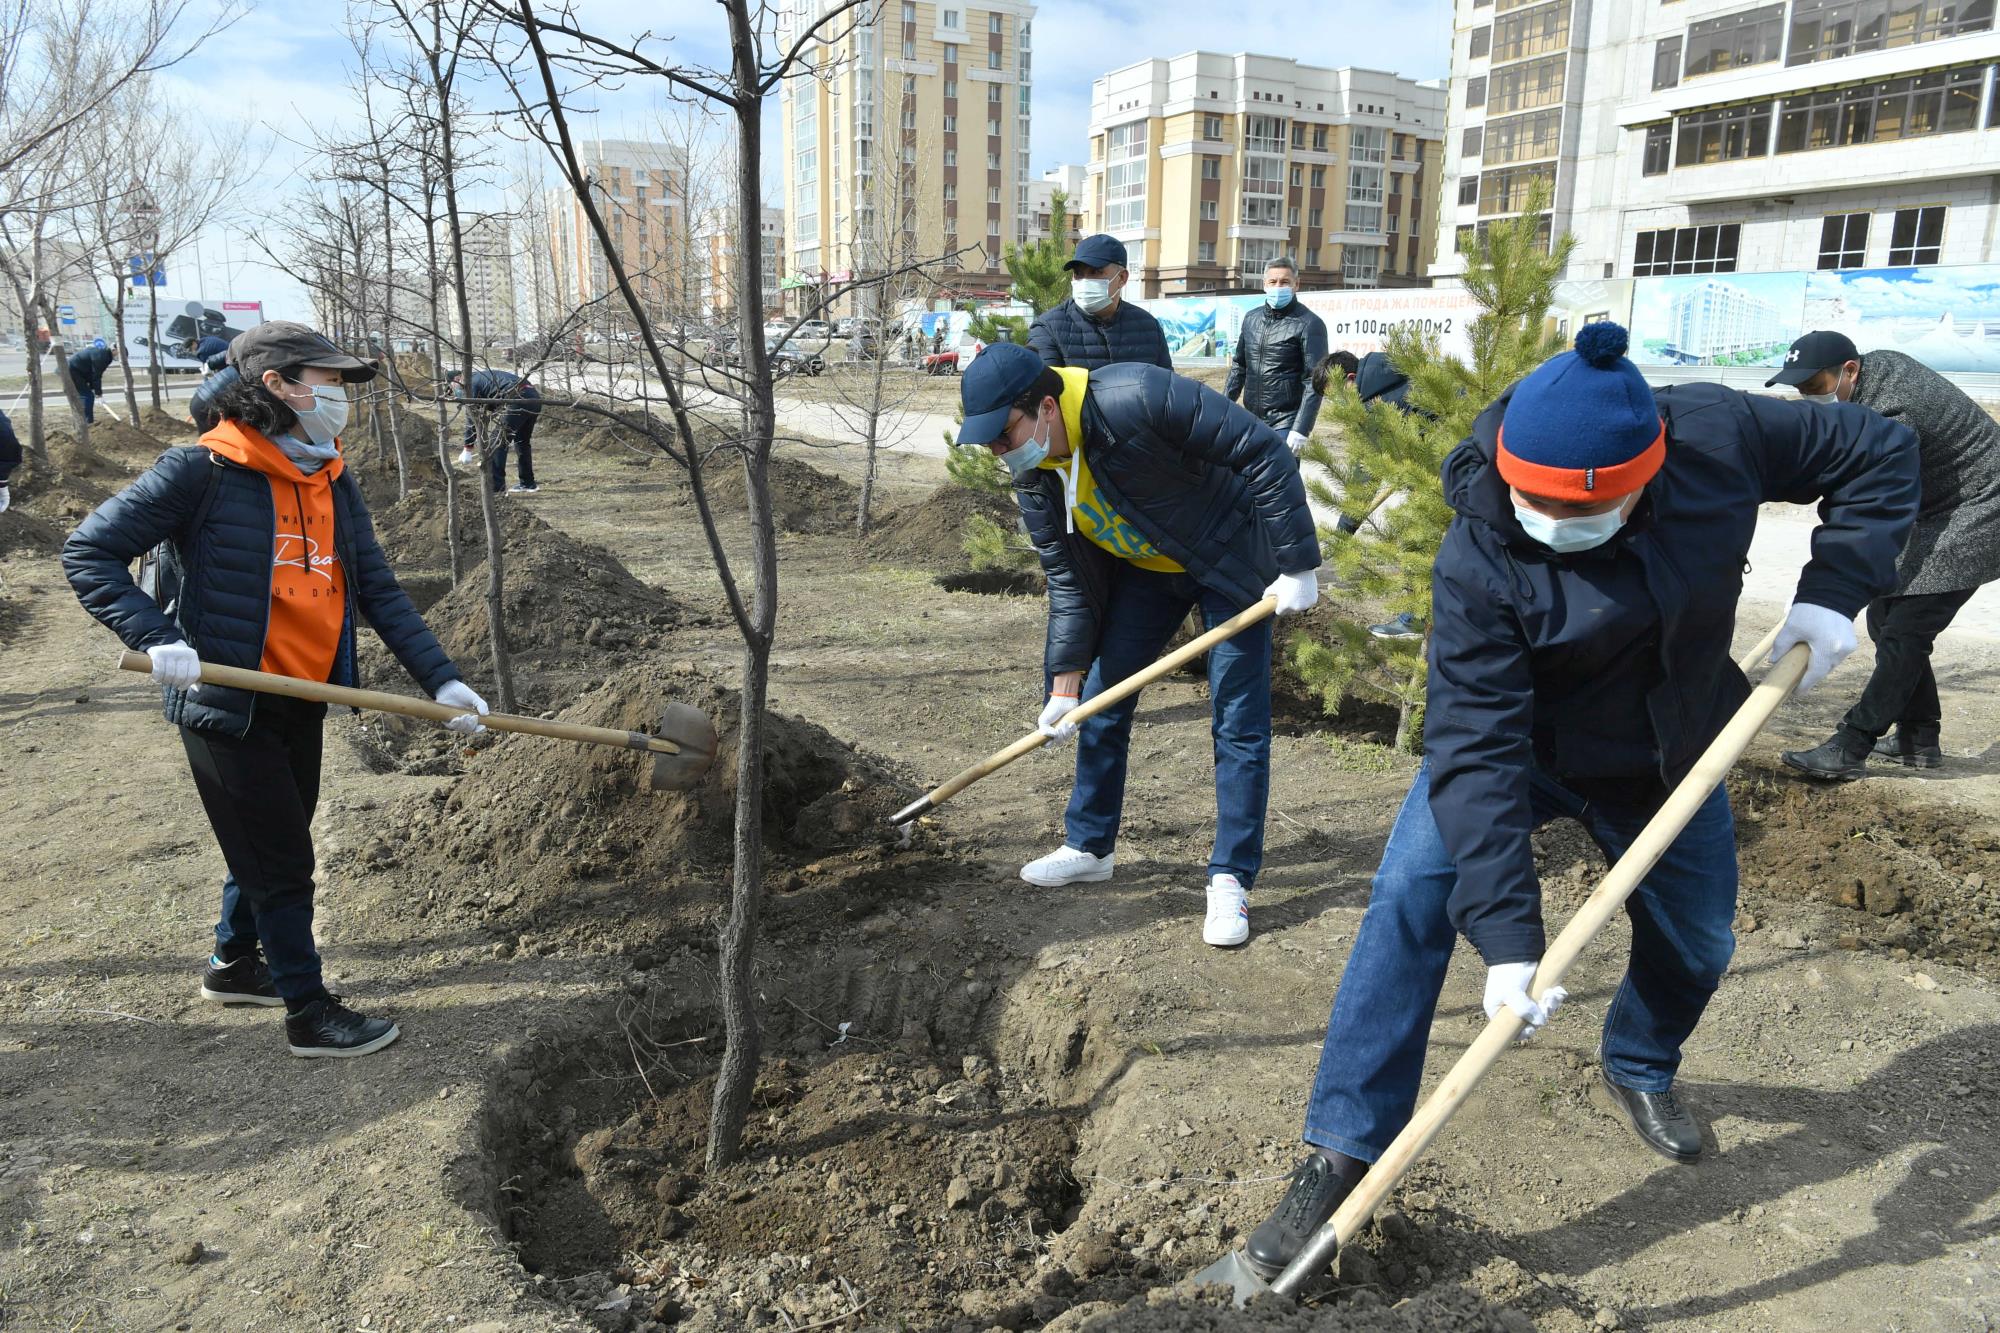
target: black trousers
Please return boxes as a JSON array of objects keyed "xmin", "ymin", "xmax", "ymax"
[
  {"xmin": 487, "ymin": 407, "xmax": 539, "ymax": 491},
  {"xmin": 1836, "ymin": 587, "xmax": 1979, "ymax": 746},
  {"xmin": 180, "ymin": 696, "xmax": 330, "ymax": 1005}
]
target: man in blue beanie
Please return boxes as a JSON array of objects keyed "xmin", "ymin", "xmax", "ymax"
[
  {"xmin": 1240, "ymin": 323, "xmax": 1920, "ymax": 1279},
  {"xmin": 956, "ymin": 341, "xmax": 1320, "ymax": 947}
]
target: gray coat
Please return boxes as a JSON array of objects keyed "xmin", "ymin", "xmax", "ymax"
[{"xmin": 1853, "ymin": 349, "xmax": 2000, "ymax": 596}]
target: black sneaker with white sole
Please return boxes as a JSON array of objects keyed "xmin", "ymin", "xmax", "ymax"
[
  {"xmin": 285, "ymin": 996, "xmax": 401, "ymax": 1059},
  {"xmin": 200, "ymin": 954, "xmax": 283, "ymax": 1007}
]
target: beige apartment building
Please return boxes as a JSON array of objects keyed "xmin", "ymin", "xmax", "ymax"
[
  {"xmin": 695, "ymin": 206, "xmax": 787, "ymax": 322},
  {"xmin": 454, "ymin": 213, "xmax": 518, "ymax": 348},
  {"xmin": 547, "ymin": 138, "xmax": 689, "ymax": 325},
  {"xmin": 779, "ymin": 0, "xmax": 1037, "ymax": 311},
  {"xmin": 1084, "ymin": 54, "xmax": 1446, "ymax": 294}
]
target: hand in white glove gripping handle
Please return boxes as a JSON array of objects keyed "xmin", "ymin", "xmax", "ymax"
[
  {"xmin": 434, "ymin": 679, "xmax": 490, "ymax": 734},
  {"xmin": 1037, "ymin": 691, "xmax": 1081, "ymax": 744},
  {"xmin": 146, "ymin": 641, "xmax": 202, "ymax": 691},
  {"xmin": 1284, "ymin": 430, "xmax": 1309, "ymax": 457},
  {"xmin": 1483, "ymin": 961, "xmax": 1567, "ymax": 1041},
  {"xmin": 1769, "ymin": 601, "xmax": 1857, "ymax": 696},
  {"xmin": 1264, "ymin": 569, "xmax": 1319, "ymax": 617}
]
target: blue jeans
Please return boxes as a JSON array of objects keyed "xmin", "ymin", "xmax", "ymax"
[
  {"xmin": 1303, "ymin": 759, "xmax": 1737, "ymax": 1162},
  {"xmin": 1063, "ymin": 564, "xmax": 1273, "ymax": 887},
  {"xmin": 78, "ymin": 387, "xmax": 96, "ymax": 423}
]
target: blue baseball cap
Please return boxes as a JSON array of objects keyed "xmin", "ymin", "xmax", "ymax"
[
  {"xmin": 1064, "ymin": 233, "xmax": 1127, "ymax": 272},
  {"xmin": 957, "ymin": 343, "xmax": 1047, "ymax": 446}
]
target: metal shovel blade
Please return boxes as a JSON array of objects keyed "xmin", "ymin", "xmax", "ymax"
[
  {"xmin": 645, "ymin": 702, "xmax": 720, "ymax": 792},
  {"xmin": 1187, "ymin": 1248, "xmax": 1275, "ymax": 1308}
]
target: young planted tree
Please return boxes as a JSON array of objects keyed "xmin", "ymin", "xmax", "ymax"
[
  {"xmin": 1293, "ymin": 195, "xmax": 1575, "ymax": 751},
  {"xmin": 1000, "ymin": 188, "xmax": 1070, "ymax": 317}
]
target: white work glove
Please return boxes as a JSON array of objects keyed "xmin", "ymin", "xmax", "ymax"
[
  {"xmin": 1769, "ymin": 601, "xmax": 1857, "ymax": 696},
  {"xmin": 1285, "ymin": 430, "xmax": 1309, "ymax": 456},
  {"xmin": 1484, "ymin": 961, "xmax": 1566, "ymax": 1039},
  {"xmin": 434, "ymin": 679, "xmax": 489, "ymax": 734},
  {"xmin": 1036, "ymin": 691, "xmax": 1081, "ymax": 744},
  {"xmin": 0, "ymin": 482, "xmax": 10, "ymax": 514},
  {"xmin": 455, "ymin": 446, "xmax": 477, "ymax": 467},
  {"xmin": 147, "ymin": 640, "xmax": 202, "ymax": 691},
  {"xmin": 1264, "ymin": 569, "xmax": 1320, "ymax": 617}
]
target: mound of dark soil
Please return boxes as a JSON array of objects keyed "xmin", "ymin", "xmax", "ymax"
[
  {"xmin": 383, "ymin": 661, "xmax": 917, "ymax": 929},
  {"xmin": 8, "ymin": 432, "xmax": 128, "ymax": 526},
  {"xmin": 75, "ymin": 418, "xmax": 166, "ymax": 461},
  {"xmin": 0, "ymin": 509, "xmax": 65, "ymax": 557},
  {"xmin": 865, "ymin": 483, "xmax": 1021, "ymax": 570},
  {"xmin": 139, "ymin": 407, "xmax": 199, "ymax": 441},
  {"xmin": 696, "ymin": 452, "xmax": 859, "ymax": 535}
]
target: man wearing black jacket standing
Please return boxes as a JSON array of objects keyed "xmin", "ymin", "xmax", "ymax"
[
  {"xmin": 955, "ymin": 343, "xmax": 1320, "ymax": 948},
  {"xmin": 1239, "ymin": 324, "xmax": 1919, "ymax": 1278},
  {"xmin": 1026, "ymin": 234, "xmax": 1173, "ymax": 371},
  {"xmin": 1226, "ymin": 257, "xmax": 1328, "ymax": 456}
]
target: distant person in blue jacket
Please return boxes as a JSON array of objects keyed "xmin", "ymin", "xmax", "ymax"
[
  {"xmin": 449, "ymin": 368, "xmax": 543, "ymax": 495},
  {"xmin": 68, "ymin": 342, "xmax": 115, "ymax": 424},
  {"xmin": 1026, "ymin": 234, "xmax": 1173, "ymax": 371},
  {"xmin": 1238, "ymin": 324, "xmax": 1920, "ymax": 1280},
  {"xmin": 193, "ymin": 333, "xmax": 230, "ymax": 365},
  {"xmin": 0, "ymin": 407, "xmax": 19, "ymax": 514}
]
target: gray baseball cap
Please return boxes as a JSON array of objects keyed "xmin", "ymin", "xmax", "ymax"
[{"xmin": 228, "ymin": 321, "xmax": 378, "ymax": 384}]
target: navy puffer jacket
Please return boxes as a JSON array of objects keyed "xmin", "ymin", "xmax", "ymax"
[
  {"xmin": 1027, "ymin": 298, "xmax": 1173, "ymax": 371},
  {"xmin": 1426, "ymin": 382, "xmax": 1918, "ymax": 966},
  {"xmin": 1016, "ymin": 364, "xmax": 1320, "ymax": 675},
  {"xmin": 63, "ymin": 445, "xmax": 462, "ymax": 736}
]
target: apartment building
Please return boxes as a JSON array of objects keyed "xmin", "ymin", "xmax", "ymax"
[
  {"xmin": 453, "ymin": 213, "xmax": 518, "ymax": 348},
  {"xmin": 1438, "ymin": 1, "xmax": 2000, "ymax": 280},
  {"xmin": 695, "ymin": 206, "xmax": 787, "ymax": 322},
  {"xmin": 1083, "ymin": 53, "xmax": 1446, "ymax": 295},
  {"xmin": 1028, "ymin": 163, "xmax": 1086, "ymax": 243},
  {"xmin": 547, "ymin": 138, "xmax": 689, "ymax": 319},
  {"xmin": 780, "ymin": 0, "xmax": 1037, "ymax": 309}
]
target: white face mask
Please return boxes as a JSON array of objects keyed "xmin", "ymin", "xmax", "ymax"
[
  {"xmin": 1072, "ymin": 277, "xmax": 1114, "ymax": 314},
  {"xmin": 1512, "ymin": 502, "xmax": 1628, "ymax": 554},
  {"xmin": 1800, "ymin": 391, "xmax": 1838, "ymax": 406},
  {"xmin": 286, "ymin": 381, "xmax": 350, "ymax": 447}
]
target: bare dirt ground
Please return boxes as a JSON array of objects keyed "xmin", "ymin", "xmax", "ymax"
[{"xmin": 1, "ymin": 411, "xmax": 1997, "ymax": 1333}]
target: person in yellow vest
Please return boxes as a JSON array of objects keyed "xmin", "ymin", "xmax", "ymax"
[
  {"xmin": 954, "ymin": 343, "xmax": 1321, "ymax": 946},
  {"xmin": 64, "ymin": 321, "xmax": 486, "ymax": 1059}
]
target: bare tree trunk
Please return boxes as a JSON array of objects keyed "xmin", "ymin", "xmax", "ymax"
[
  {"xmin": 34, "ymin": 291, "xmax": 87, "ymax": 437},
  {"xmin": 426, "ymin": 221, "xmax": 462, "ymax": 587},
  {"xmin": 380, "ymin": 170, "xmax": 408, "ymax": 500},
  {"xmin": 113, "ymin": 272, "xmax": 140, "ymax": 424},
  {"xmin": 145, "ymin": 258, "xmax": 162, "ymax": 410},
  {"xmin": 707, "ymin": 0, "xmax": 780, "ymax": 1174},
  {"xmin": 17, "ymin": 309, "xmax": 46, "ymax": 462}
]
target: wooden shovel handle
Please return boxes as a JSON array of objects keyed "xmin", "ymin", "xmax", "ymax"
[
  {"xmin": 115, "ymin": 649, "xmax": 681, "ymax": 755},
  {"xmin": 1271, "ymin": 638, "xmax": 1810, "ymax": 1295},
  {"xmin": 892, "ymin": 597, "xmax": 1279, "ymax": 824}
]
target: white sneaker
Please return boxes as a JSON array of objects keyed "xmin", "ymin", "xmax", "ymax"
[
  {"xmin": 1204, "ymin": 874, "xmax": 1250, "ymax": 947},
  {"xmin": 1020, "ymin": 846, "xmax": 1114, "ymax": 887}
]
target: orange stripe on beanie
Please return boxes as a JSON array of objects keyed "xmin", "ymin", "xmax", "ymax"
[{"xmin": 1497, "ymin": 323, "xmax": 1665, "ymax": 503}]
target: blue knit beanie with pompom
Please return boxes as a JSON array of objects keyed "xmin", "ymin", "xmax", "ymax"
[{"xmin": 1497, "ymin": 323, "xmax": 1663, "ymax": 502}]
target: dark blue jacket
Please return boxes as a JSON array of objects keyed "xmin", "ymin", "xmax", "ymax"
[
  {"xmin": 1226, "ymin": 301, "xmax": 1329, "ymax": 435},
  {"xmin": 1427, "ymin": 383, "xmax": 1919, "ymax": 966},
  {"xmin": 0, "ymin": 409, "xmax": 18, "ymax": 484},
  {"xmin": 193, "ymin": 335, "xmax": 229, "ymax": 362},
  {"xmin": 189, "ymin": 367, "xmax": 237, "ymax": 432},
  {"xmin": 63, "ymin": 444, "xmax": 462, "ymax": 736},
  {"xmin": 1354, "ymin": 352, "xmax": 1413, "ymax": 412},
  {"xmin": 1027, "ymin": 298, "xmax": 1173, "ymax": 371},
  {"xmin": 462, "ymin": 369, "xmax": 541, "ymax": 445},
  {"xmin": 1017, "ymin": 364, "xmax": 1320, "ymax": 675},
  {"xmin": 69, "ymin": 345, "xmax": 114, "ymax": 394}
]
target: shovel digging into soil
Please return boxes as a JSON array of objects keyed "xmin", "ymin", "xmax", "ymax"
[
  {"xmin": 114, "ymin": 650, "xmax": 718, "ymax": 789},
  {"xmin": 1189, "ymin": 635, "xmax": 1810, "ymax": 1305}
]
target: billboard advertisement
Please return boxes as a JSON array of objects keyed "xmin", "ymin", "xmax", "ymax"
[
  {"xmin": 1626, "ymin": 272, "xmax": 1808, "ymax": 369},
  {"xmin": 121, "ymin": 298, "xmax": 264, "ymax": 372},
  {"xmin": 1132, "ymin": 294, "xmax": 1262, "ymax": 362},
  {"xmin": 1135, "ymin": 288, "xmax": 1486, "ymax": 365},
  {"xmin": 1801, "ymin": 264, "xmax": 2000, "ymax": 373},
  {"xmin": 1548, "ymin": 279, "xmax": 1635, "ymax": 344}
]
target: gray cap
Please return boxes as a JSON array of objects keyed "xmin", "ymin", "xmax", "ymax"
[{"xmin": 228, "ymin": 321, "xmax": 377, "ymax": 384}]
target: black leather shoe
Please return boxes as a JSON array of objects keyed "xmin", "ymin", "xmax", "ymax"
[
  {"xmin": 285, "ymin": 997, "xmax": 400, "ymax": 1059},
  {"xmin": 1602, "ymin": 1074, "xmax": 1702, "ymax": 1163},
  {"xmin": 1782, "ymin": 734, "xmax": 1870, "ymax": 781},
  {"xmin": 1244, "ymin": 1150, "xmax": 1368, "ymax": 1277},
  {"xmin": 1873, "ymin": 729, "xmax": 1943, "ymax": 768}
]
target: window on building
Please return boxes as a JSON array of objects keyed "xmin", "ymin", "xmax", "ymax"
[
  {"xmin": 1481, "ymin": 108, "xmax": 1562, "ymax": 164},
  {"xmin": 1286, "ymin": 205, "xmax": 1299, "ymax": 226},
  {"xmin": 1888, "ymin": 205, "xmax": 1946, "ymax": 263},
  {"xmin": 1104, "ymin": 121, "xmax": 1149, "ymax": 230},
  {"xmin": 1240, "ymin": 238, "xmax": 1283, "ymax": 269},
  {"xmin": 1478, "ymin": 163, "xmax": 1554, "ymax": 216},
  {"xmin": 1631, "ymin": 223, "xmax": 1741, "ymax": 276},
  {"xmin": 988, "ymin": 48, "xmax": 1002, "ymax": 68},
  {"xmin": 1246, "ymin": 113, "xmax": 1288, "ymax": 154},
  {"xmin": 901, "ymin": 2, "xmax": 914, "ymax": 20},
  {"xmin": 1777, "ymin": 65, "xmax": 1986, "ymax": 151},
  {"xmin": 1684, "ymin": 5, "xmax": 1784, "ymax": 78},
  {"xmin": 1388, "ymin": 211, "xmax": 1400, "ymax": 234},
  {"xmin": 1313, "ymin": 126, "xmax": 1329, "ymax": 150},
  {"xmin": 1243, "ymin": 153, "xmax": 1285, "ymax": 204},
  {"xmin": 988, "ymin": 185, "xmax": 1000, "ymax": 203},
  {"xmin": 944, "ymin": 42, "xmax": 956, "ymax": 63},
  {"xmin": 987, "ymin": 118, "xmax": 1000, "ymax": 134},
  {"xmin": 1642, "ymin": 121, "xmax": 1672, "ymax": 175},
  {"xmin": 1493, "ymin": 1, "xmax": 1571, "ymax": 63},
  {"xmin": 1201, "ymin": 199, "xmax": 1218, "ymax": 220},
  {"xmin": 987, "ymin": 151, "xmax": 1000, "ymax": 168},
  {"xmin": 1199, "ymin": 240, "xmax": 1217, "ymax": 263},
  {"xmin": 942, "ymin": 7, "xmax": 959, "ymax": 26},
  {"xmin": 1459, "ymin": 174, "xmax": 1480, "ymax": 206},
  {"xmin": 1310, "ymin": 165, "xmax": 1326, "ymax": 187},
  {"xmin": 1293, "ymin": 123, "xmax": 1307, "ymax": 147},
  {"xmin": 1675, "ymin": 100, "xmax": 1774, "ymax": 164},
  {"xmin": 1242, "ymin": 193, "xmax": 1283, "ymax": 225},
  {"xmin": 1350, "ymin": 124, "xmax": 1388, "ymax": 162},
  {"xmin": 989, "ymin": 12, "xmax": 1002, "ymax": 32},
  {"xmin": 1466, "ymin": 75, "xmax": 1487, "ymax": 107},
  {"xmin": 1202, "ymin": 156, "xmax": 1221, "ymax": 180},
  {"xmin": 1470, "ymin": 25, "xmax": 1492, "ymax": 57},
  {"xmin": 1788, "ymin": 0, "xmax": 1995, "ymax": 66},
  {"xmin": 944, "ymin": 78, "xmax": 957, "ymax": 97},
  {"xmin": 1488, "ymin": 54, "xmax": 1566, "ymax": 113},
  {"xmin": 944, "ymin": 148, "xmax": 956, "ymax": 165},
  {"xmin": 988, "ymin": 83, "xmax": 1002, "ymax": 104},
  {"xmin": 902, "ymin": 39, "xmax": 915, "ymax": 58},
  {"xmin": 1306, "ymin": 246, "xmax": 1320, "ymax": 267},
  {"xmin": 1653, "ymin": 36, "xmax": 1683, "ymax": 90},
  {"xmin": 1204, "ymin": 113, "xmax": 1224, "ymax": 139},
  {"xmin": 1290, "ymin": 164, "xmax": 1304, "ymax": 186},
  {"xmin": 1818, "ymin": 212, "xmax": 1870, "ymax": 267},
  {"xmin": 1343, "ymin": 247, "xmax": 1380, "ymax": 287},
  {"xmin": 1464, "ymin": 126, "xmax": 1484, "ymax": 156}
]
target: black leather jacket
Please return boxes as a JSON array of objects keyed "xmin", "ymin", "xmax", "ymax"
[{"xmin": 1226, "ymin": 301, "xmax": 1328, "ymax": 435}]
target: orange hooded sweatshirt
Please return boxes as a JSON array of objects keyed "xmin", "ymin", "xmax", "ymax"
[{"xmin": 200, "ymin": 420, "xmax": 349, "ymax": 683}]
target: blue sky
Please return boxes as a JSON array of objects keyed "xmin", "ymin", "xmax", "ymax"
[{"xmin": 162, "ymin": 0, "xmax": 1453, "ymax": 321}]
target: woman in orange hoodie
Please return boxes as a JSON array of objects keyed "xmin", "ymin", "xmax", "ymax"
[{"xmin": 65, "ymin": 322, "xmax": 488, "ymax": 1059}]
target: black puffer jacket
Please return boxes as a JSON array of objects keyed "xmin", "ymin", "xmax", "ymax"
[
  {"xmin": 63, "ymin": 444, "xmax": 461, "ymax": 736},
  {"xmin": 0, "ymin": 408, "xmax": 19, "ymax": 484},
  {"xmin": 1226, "ymin": 301, "xmax": 1328, "ymax": 434},
  {"xmin": 68, "ymin": 345, "xmax": 114, "ymax": 394},
  {"xmin": 1426, "ymin": 383, "xmax": 1918, "ymax": 966},
  {"xmin": 1027, "ymin": 298, "xmax": 1173, "ymax": 371},
  {"xmin": 1354, "ymin": 352, "xmax": 1413, "ymax": 412},
  {"xmin": 1015, "ymin": 364, "xmax": 1320, "ymax": 675}
]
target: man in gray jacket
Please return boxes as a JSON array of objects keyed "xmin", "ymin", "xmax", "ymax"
[
  {"xmin": 1771, "ymin": 331, "xmax": 2000, "ymax": 776},
  {"xmin": 1225, "ymin": 257, "xmax": 1328, "ymax": 455}
]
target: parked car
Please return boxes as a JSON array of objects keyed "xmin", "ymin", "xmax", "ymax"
[
  {"xmin": 797, "ymin": 319, "xmax": 834, "ymax": 341},
  {"xmin": 921, "ymin": 348, "xmax": 961, "ymax": 375},
  {"xmin": 706, "ymin": 333, "xmax": 825, "ymax": 378}
]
